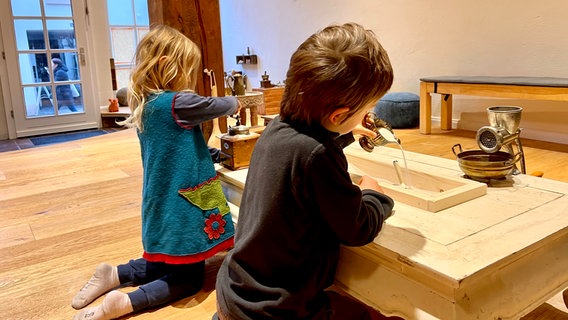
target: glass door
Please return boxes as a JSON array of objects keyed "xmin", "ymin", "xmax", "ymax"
[{"xmin": 1, "ymin": 0, "xmax": 97, "ymax": 137}]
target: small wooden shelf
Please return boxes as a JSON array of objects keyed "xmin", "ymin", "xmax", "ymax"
[
  {"xmin": 100, "ymin": 105, "xmax": 131, "ymax": 117},
  {"xmin": 236, "ymin": 54, "xmax": 258, "ymax": 64},
  {"xmin": 100, "ymin": 105, "xmax": 130, "ymax": 127}
]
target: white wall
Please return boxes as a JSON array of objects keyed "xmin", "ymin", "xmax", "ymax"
[
  {"xmin": 4, "ymin": 1, "xmax": 564, "ymax": 143},
  {"xmin": 219, "ymin": 0, "xmax": 568, "ymax": 144}
]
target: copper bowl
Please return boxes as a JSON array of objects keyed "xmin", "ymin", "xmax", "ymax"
[{"xmin": 452, "ymin": 144, "xmax": 520, "ymax": 180}]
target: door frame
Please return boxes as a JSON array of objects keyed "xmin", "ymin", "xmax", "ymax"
[
  {"xmin": 0, "ymin": 0, "xmax": 103, "ymax": 139},
  {"xmin": 0, "ymin": 19, "xmax": 15, "ymax": 140}
]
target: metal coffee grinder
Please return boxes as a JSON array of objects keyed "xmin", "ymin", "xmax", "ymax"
[{"xmin": 475, "ymin": 106, "xmax": 526, "ymax": 174}]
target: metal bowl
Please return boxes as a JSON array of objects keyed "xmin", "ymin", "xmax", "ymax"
[
  {"xmin": 452, "ymin": 144, "xmax": 519, "ymax": 180},
  {"xmin": 228, "ymin": 125, "xmax": 250, "ymax": 136}
]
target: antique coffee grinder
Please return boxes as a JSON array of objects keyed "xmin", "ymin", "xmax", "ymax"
[
  {"xmin": 260, "ymin": 71, "xmax": 274, "ymax": 88},
  {"xmin": 475, "ymin": 106, "xmax": 526, "ymax": 174},
  {"xmin": 218, "ymin": 115, "xmax": 260, "ymax": 170}
]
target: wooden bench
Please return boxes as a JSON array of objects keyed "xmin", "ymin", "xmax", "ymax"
[{"xmin": 419, "ymin": 76, "xmax": 568, "ymax": 134}]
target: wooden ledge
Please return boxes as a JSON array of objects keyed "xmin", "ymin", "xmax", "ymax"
[{"xmin": 100, "ymin": 105, "xmax": 131, "ymax": 117}]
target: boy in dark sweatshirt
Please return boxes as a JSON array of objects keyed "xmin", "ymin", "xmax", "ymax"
[{"xmin": 215, "ymin": 22, "xmax": 395, "ymax": 320}]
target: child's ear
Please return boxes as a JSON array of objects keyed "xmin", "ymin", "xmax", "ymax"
[
  {"xmin": 158, "ymin": 56, "xmax": 168, "ymax": 64},
  {"xmin": 328, "ymin": 107, "xmax": 350, "ymax": 125}
]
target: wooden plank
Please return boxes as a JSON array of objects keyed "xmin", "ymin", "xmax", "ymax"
[
  {"xmin": 100, "ymin": 105, "xmax": 131, "ymax": 117},
  {"xmin": 0, "ymin": 168, "xmax": 130, "ymax": 202},
  {"xmin": 434, "ymin": 83, "xmax": 568, "ymax": 101},
  {"xmin": 344, "ymin": 144, "xmax": 487, "ymax": 212},
  {"xmin": 0, "ymin": 223, "xmax": 34, "ymax": 249}
]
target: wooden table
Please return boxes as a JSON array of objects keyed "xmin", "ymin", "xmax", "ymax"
[
  {"xmin": 419, "ymin": 76, "xmax": 568, "ymax": 134},
  {"xmin": 217, "ymin": 144, "xmax": 568, "ymax": 320}
]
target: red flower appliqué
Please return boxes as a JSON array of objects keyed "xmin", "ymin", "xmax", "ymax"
[{"xmin": 204, "ymin": 213, "xmax": 226, "ymax": 240}]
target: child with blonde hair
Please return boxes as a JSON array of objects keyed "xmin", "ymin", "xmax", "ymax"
[
  {"xmin": 72, "ymin": 24, "xmax": 240, "ymax": 320},
  {"xmin": 215, "ymin": 22, "xmax": 396, "ymax": 320}
]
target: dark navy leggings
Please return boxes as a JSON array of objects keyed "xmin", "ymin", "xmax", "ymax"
[{"xmin": 117, "ymin": 258, "xmax": 205, "ymax": 312}]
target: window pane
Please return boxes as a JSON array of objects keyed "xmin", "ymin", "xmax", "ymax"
[
  {"xmin": 134, "ymin": 0, "xmax": 149, "ymax": 25},
  {"xmin": 47, "ymin": 19, "xmax": 76, "ymax": 49},
  {"xmin": 14, "ymin": 19, "xmax": 45, "ymax": 50},
  {"xmin": 44, "ymin": 0, "xmax": 73, "ymax": 17},
  {"xmin": 11, "ymin": 0, "xmax": 41, "ymax": 17},
  {"xmin": 69, "ymin": 84, "xmax": 84, "ymax": 113},
  {"xmin": 19, "ymin": 53, "xmax": 49, "ymax": 85},
  {"xmin": 23, "ymin": 86, "xmax": 53, "ymax": 118},
  {"xmin": 137, "ymin": 27, "xmax": 149, "ymax": 41},
  {"xmin": 51, "ymin": 53, "xmax": 80, "ymax": 81},
  {"xmin": 54, "ymin": 84, "xmax": 81, "ymax": 113},
  {"xmin": 107, "ymin": 0, "xmax": 134, "ymax": 25},
  {"xmin": 110, "ymin": 28, "xmax": 136, "ymax": 64},
  {"xmin": 115, "ymin": 68, "xmax": 131, "ymax": 90}
]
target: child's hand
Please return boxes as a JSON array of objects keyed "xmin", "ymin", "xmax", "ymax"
[
  {"xmin": 352, "ymin": 123, "xmax": 376, "ymax": 139},
  {"xmin": 358, "ymin": 175, "xmax": 384, "ymax": 193}
]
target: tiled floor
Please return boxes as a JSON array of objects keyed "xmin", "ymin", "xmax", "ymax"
[{"xmin": 0, "ymin": 127, "xmax": 125, "ymax": 153}]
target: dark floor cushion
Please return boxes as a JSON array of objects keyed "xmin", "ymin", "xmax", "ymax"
[
  {"xmin": 374, "ymin": 92, "xmax": 420, "ymax": 128},
  {"xmin": 116, "ymin": 87, "xmax": 129, "ymax": 106}
]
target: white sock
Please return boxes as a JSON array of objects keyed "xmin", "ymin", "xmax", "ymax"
[
  {"xmin": 72, "ymin": 290, "xmax": 133, "ymax": 320},
  {"xmin": 72, "ymin": 263, "xmax": 120, "ymax": 309}
]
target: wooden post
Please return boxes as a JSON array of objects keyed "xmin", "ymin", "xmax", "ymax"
[{"xmin": 147, "ymin": 0, "xmax": 226, "ymax": 142}]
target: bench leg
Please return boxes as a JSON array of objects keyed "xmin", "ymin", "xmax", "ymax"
[
  {"xmin": 441, "ymin": 94, "xmax": 453, "ymax": 130},
  {"xmin": 420, "ymin": 82, "xmax": 432, "ymax": 134}
]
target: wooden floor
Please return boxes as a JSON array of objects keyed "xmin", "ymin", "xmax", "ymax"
[{"xmin": 1, "ymin": 126, "xmax": 567, "ymax": 320}]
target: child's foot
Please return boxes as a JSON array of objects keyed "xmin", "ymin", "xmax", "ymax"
[
  {"xmin": 72, "ymin": 263, "xmax": 120, "ymax": 309},
  {"xmin": 72, "ymin": 290, "xmax": 133, "ymax": 320}
]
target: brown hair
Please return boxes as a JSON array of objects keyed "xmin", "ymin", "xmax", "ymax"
[
  {"xmin": 119, "ymin": 24, "xmax": 202, "ymax": 130},
  {"xmin": 280, "ymin": 23, "xmax": 393, "ymax": 125}
]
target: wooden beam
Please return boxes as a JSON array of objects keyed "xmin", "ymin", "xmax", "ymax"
[{"xmin": 147, "ymin": 0, "xmax": 226, "ymax": 142}]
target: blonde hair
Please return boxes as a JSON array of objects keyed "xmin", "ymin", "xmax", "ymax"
[
  {"xmin": 118, "ymin": 25, "xmax": 202, "ymax": 130},
  {"xmin": 280, "ymin": 23, "xmax": 393, "ymax": 125}
]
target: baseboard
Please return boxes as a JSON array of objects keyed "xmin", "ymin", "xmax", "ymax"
[{"xmin": 16, "ymin": 122, "xmax": 100, "ymax": 138}]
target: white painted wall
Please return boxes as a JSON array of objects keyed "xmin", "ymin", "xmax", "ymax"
[
  {"xmin": 219, "ymin": 0, "xmax": 568, "ymax": 144},
  {"xmin": 4, "ymin": 1, "xmax": 565, "ymax": 143}
]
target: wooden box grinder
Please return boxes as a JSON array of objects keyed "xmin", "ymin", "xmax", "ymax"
[{"xmin": 219, "ymin": 132, "xmax": 260, "ymax": 170}]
